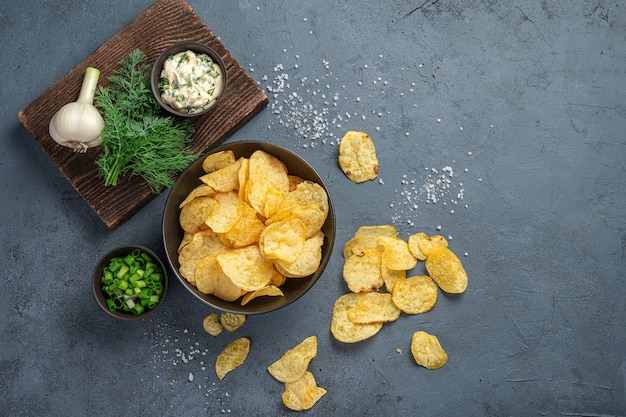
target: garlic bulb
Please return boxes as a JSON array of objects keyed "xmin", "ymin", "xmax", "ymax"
[{"xmin": 48, "ymin": 67, "xmax": 104, "ymax": 153}]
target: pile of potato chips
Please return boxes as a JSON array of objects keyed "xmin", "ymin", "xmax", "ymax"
[
  {"xmin": 331, "ymin": 224, "xmax": 468, "ymax": 368},
  {"xmin": 267, "ymin": 336, "xmax": 326, "ymax": 411},
  {"xmin": 177, "ymin": 149, "xmax": 329, "ymax": 305}
]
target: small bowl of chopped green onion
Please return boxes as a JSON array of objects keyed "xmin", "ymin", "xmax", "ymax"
[
  {"xmin": 92, "ymin": 245, "xmax": 168, "ymax": 320},
  {"xmin": 151, "ymin": 41, "xmax": 227, "ymax": 118}
]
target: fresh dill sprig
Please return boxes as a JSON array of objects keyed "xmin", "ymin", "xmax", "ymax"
[{"xmin": 95, "ymin": 49, "xmax": 197, "ymax": 193}]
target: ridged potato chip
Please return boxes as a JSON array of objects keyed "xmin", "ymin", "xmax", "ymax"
[
  {"xmin": 215, "ymin": 337, "xmax": 250, "ymax": 380},
  {"xmin": 274, "ymin": 231, "xmax": 324, "ymax": 278},
  {"xmin": 282, "ymin": 371, "xmax": 327, "ymax": 411},
  {"xmin": 220, "ymin": 312, "xmax": 247, "ymax": 332},
  {"xmin": 246, "ymin": 150, "xmax": 289, "ymax": 218},
  {"xmin": 202, "ymin": 150, "xmax": 236, "ymax": 173},
  {"xmin": 347, "ymin": 292, "xmax": 401, "ymax": 324},
  {"xmin": 411, "ymin": 331, "xmax": 448, "ymax": 370},
  {"xmin": 202, "ymin": 312, "xmax": 223, "ymax": 336},
  {"xmin": 259, "ymin": 217, "xmax": 307, "ymax": 263},
  {"xmin": 408, "ymin": 233, "xmax": 448, "ymax": 260},
  {"xmin": 425, "ymin": 246, "xmax": 468, "ymax": 294},
  {"xmin": 240, "ymin": 285, "xmax": 284, "ymax": 306},
  {"xmin": 217, "ymin": 246, "xmax": 274, "ymax": 292},
  {"xmin": 391, "ymin": 275, "xmax": 438, "ymax": 315},
  {"xmin": 200, "ymin": 157, "xmax": 243, "ymax": 192},
  {"xmin": 330, "ymin": 293, "xmax": 383, "ymax": 343},
  {"xmin": 377, "ymin": 235, "xmax": 417, "ymax": 271},
  {"xmin": 338, "ymin": 130, "xmax": 379, "ymax": 183},
  {"xmin": 343, "ymin": 248, "xmax": 383, "ymax": 293},
  {"xmin": 268, "ymin": 335, "xmax": 318, "ymax": 383}
]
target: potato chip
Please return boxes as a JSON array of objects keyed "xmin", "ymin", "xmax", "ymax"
[
  {"xmin": 274, "ymin": 231, "xmax": 324, "ymax": 278},
  {"xmin": 217, "ymin": 246, "xmax": 274, "ymax": 292},
  {"xmin": 330, "ymin": 293, "xmax": 383, "ymax": 343},
  {"xmin": 344, "ymin": 225, "xmax": 397, "ymax": 258},
  {"xmin": 202, "ymin": 150, "xmax": 236, "ymax": 173},
  {"xmin": 240, "ymin": 285, "xmax": 284, "ymax": 306},
  {"xmin": 215, "ymin": 337, "xmax": 250, "ymax": 380},
  {"xmin": 268, "ymin": 335, "xmax": 318, "ymax": 383},
  {"xmin": 237, "ymin": 157, "xmax": 250, "ymax": 201},
  {"xmin": 259, "ymin": 217, "xmax": 307, "ymax": 263},
  {"xmin": 211, "ymin": 267, "xmax": 246, "ymax": 302},
  {"xmin": 179, "ymin": 196, "xmax": 215, "ymax": 234},
  {"xmin": 178, "ymin": 231, "xmax": 229, "ymax": 284},
  {"xmin": 408, "ymin": 233, "xmax": 448, "ymax": 261},
  {"xmin": 278, "ymin": 181, "xmax": 329, "ymax": 218},
  {"xmin": 288, "ymin": 175, "xmax": 305, "ymax": 191},
  {"xmin": 282, "ymin": 371, "xmax": 326, "ymax": 411},
  {"xmin": 204, "ymin": 191, "xmax": 241, "ymax": 233},
  {"xmin": 202, "ymin": 312, "xmax": 223, "ymax": 336},
  {"xmin": 270, "ymin": 267, "xmax": 287, "ymax": 287},
  {"xmin": 381, "ymin": 256, "xmax": 406, "ymax": 293},
  {"xmin": 220, "ymin": 202, "xmax": 265, "ymax": 248},
  {"xmin": 246, "ymin": 150, "xmax": 289, "ymax": 218},
  {"xmin": 411, "ymin": 331, "xmax": 448, "ymax": 370},
  {"xmin": 220, "ymin": 312, "xmax": 247, "ymax": 332},
  {"xmin": 179, "ymin": 184, "xmax": 216, "ymax": 209},
  {"xmin": 377, "ymin": 235, "xmax": 417, "ymax": 271},
  {"xmin": 194, "ymin": 256, "xmax": 221, "ymax": 294},
  {"xmin": 177, "ymin": 232, "xmax": 194, "ymax": 254},
  {"xmin": 200, "ymin": 157, "xmax": 243, "ymax": 192},
  {"xmin": 343, "ymin": 248, "xmax": 383, "ymax": 293},
  {"xmin": 338, "ymin": 130, "xmax": 379, "ymax": 183},
  {"xmin": 267, "ymin": 204, "xmax": 327, "ymax": 239},
  {"xmin": 425, "ymin": 245, "xmax": 468, "ymax": 294},
  {"xmin": 391, "ymin": 275, "xmax": 438, "ymax": 315},
  {"xmin": 347, "ymin": 292, "xmax": 401, "ymax": 324}
]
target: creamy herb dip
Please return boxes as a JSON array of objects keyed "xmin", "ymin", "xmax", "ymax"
[{"xmin": 160, "ymin": 50, "xmax": 224, "ymax": 114}]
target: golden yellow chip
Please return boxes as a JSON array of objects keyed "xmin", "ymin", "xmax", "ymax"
[
  {"xmin": 343, "ymin": 248, "xmax": 383, "ymax": 293},
  {"xmin": 381, "ymin": 256, "xmax": 406, "ymax": 293},
  {"xmin": 220, "ymin": 202, "xmax": 265, "ymax": 248},
  {"xmin": 270, "ymin": 267, "xmax": 287, "ymax": 287},
  {"xmin": 178, "ymin": 231, "xmax": 229, "ymax": 284},
  {"xmin": 202, "ymin": 150, "xmax": 236, "ymax": 173},
  {"xmin": 217, "ymin": 246, "xmax": 274, "ymax": 292},
  {"xmin": 282, "ymin": 371, "xmax": 327, "ymax": 411},
  {"xmin": 338, "ymin": 130, "xmax": 379, "ymax": 183},
  {"xmin": 288, "ymin": 175, "xmax": 305, "ymax": 191},
  {"xmin": 391, "ymin": 275, "xmax": 438, "ymax": 315},
  {"xmin": 178, "ymin": 184, "xmax": 216, "ymax": 209},
  {"xmin": 194, "ymin": 256, "xmax": 220, "ymax": 294},
  {"xmin": 204, "ymin": 191, "xmax": 241, "ymax": 233},
  {"xmin": 347, "ymin": 292, "xmax": 401, "ymax": 324},
  {"xmin": 200, "ymin": 157, "xmax": 243, "ymax": 192},
  {"xmin": 377, "ymin": 235, "xmax": 417, "ymax": 271},
  {"xmin": 177, "ymin": 232, "xmax": 194, "ymax": 254},
  {"xmin": 267, "ymin": 335, "xmax": 318, "ymax": 383},
  {"xmin": 343, "ymin": 225, "xmax": 397, "ymax": 258},
  {"xmin": 237, "ymin": 157, "xmax": 249, "ymax": 201},
  {"xmin": 240, "ymin": 285, "xmax": 284, "ymax": 306},
  {"xmin": 425, "ymin": 245, "xmax": 468, "ymax": 294},
  {"xmin": 220, "ymin": 312, "xmax": 247, "ymax": 332},
  {"xmin": 179, "ymin": 196, "xmax": 214, "ymax": 234},
  {"xmin": 259, "ymin": 217, "xmax": 307, "ymax": 263},
  {"xmin": 408, "ymin": 233, "xmax": 448, "ymax": 260},
  {"xmin": 274, "ymin": 231, "xmax": 324, "ymax": 278},
  {"xmin": 411, "ymin": 331, "xmax": 448, "ymax": 370},
  {"xmin": 246, "ymin": 150, "xmax": 289, "ymax": 218},
  {"xmin": 211, "ymin": 267, "xmax": 246, "ymax": 302},
  {"xmin": 278, "ymin": 181, "xmax": 329, "ymax": 218},
  {"xmin": 215, "ymin": 337, "xmax": 251, "ymax": 380},
  {"xmin": 330, "ymin": 293, "xmax": 383, "ymax": 343},
  {"xmin": 268, "ymin": 204, "xmax": 327, "ymax": 239},
  {"xmin": 202, "ymin": 312, "xmax": 223, "ymax": 336}
]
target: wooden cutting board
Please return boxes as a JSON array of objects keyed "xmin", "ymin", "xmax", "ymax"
[{"xmin": 18, "ymin": 0, "xmax": 268, "ymax": 228}]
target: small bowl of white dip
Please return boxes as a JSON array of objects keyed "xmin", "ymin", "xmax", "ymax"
[{"xmin": 151, "ymin": 42, "xmax": 227, "ymax": 118}]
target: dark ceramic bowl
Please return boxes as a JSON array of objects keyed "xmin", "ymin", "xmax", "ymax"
[
  {"xmin": 162, "ymin": 141, "xmax": 336, "ymax": 314},
  {"xmin": 151, "ymin": 42, "xmax": 227, "ymax": 118},
  {"xmin": 92, "ymin": 245, "xmax": 168, "ymax": 320}
]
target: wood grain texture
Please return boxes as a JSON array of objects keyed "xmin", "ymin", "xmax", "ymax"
[{"xmin": 18, "ymin": 0, "xmax": 268, "ymax": 228}]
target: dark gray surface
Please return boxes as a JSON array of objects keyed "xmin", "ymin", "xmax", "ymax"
[{"xmin": 2, "ymin": 1, "xmax": 625, "ymax": 416}]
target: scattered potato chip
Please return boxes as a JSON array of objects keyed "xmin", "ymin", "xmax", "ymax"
[
  {"xmin": 411, "ymin": 331, "xmax": 448, "ymax": 370},
  {"xmin": 344, "ymin": 224, "xmax": 396, "ymax": 258},
  {"xmin": 268, "ymin": 335, "xmax": 318, "ymax": 383},
  {"xmin": 241, "ymin": 285, "xmax": 284, "ymax": 306},
  {"xmin": 215, "ymin": 337, "xmax": 251, "ymax": 380},
  {"xmin": 347, "ymin": 292, "xmax": 401, "ymax": 324},
  {"xmin": 275, "ymin": 231, "xmax": 324, "ymax": 278},
  {"xmin": 391, "ymin": 275, "xmax": 438, "ymax": 315},
  {"xmin": 200, "ymin": 157, "xmax": 243, "ymax": 192},
  {"xmin": 220, "ymin": 312, "xmax": 247, "ymax": 332},
  {"xmin": 330, "ymin": 293, "xmax": 383, "ymax": 343},
  {"xmin": 380, "ymin": 257, "xmax": 406, "ymax": 293},
  {"xmin": 425, "ymin": 246, "xmax": 468, "ymax": 294},
  {"xmin": 343, "ymin": 248, "xmax": 383, "ymax": 293},
  {"xmin": 202, "ymin": 150, "xmax": 236, "ymax": 173},
  {"xmin": 408, "ymin": 233, "xmax": 448, "ymax": 260},
  {"xmin": 377, "ymin": 235, "xmax": 417, "ymax": 271},
  {"xmin": 338, "ymin": 130, "xmax": 379, "ymax": 183},
  {"xmin": 217, "ymin": 246, "xmax": 274, "ymax": 292},
  {"xmin": 259, "ymin": 217, "xmax": 307, "ymax": 263},
  {"xmin": 202, "ymin": 312, "xmax": 223, "ymax": 336},
  {"xmin": 179, "ymin": 196, "xmax": 214, "ymax": 234},
  {"xmin": 282, "ymin": 371, "xmax": 327, "ymax": 411}
]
